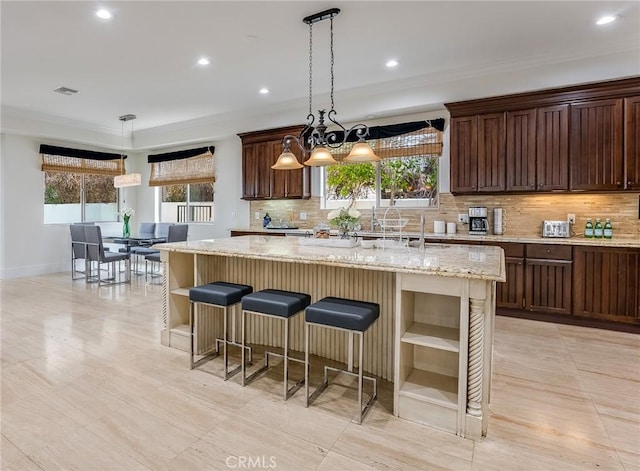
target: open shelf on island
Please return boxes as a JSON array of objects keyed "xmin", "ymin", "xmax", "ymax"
[
  {"xmin": 401, "ymin": 322, "xmax": 460, "ymax": 352},
  {"xmin": 171, "ymin": 287, "xmax": 192, "ymax": 297},
  {"xmin": 399, "ymin": 369, "xmax": 458, "ymax": 409},
  {"xmin": 170, "ymin": 323, "xmax": 190, "ymax": 336}
]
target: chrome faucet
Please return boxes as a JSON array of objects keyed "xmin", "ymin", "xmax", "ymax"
[{"xmin": 370, "ymin": 206, "xmax": 380, "ymax": 232}]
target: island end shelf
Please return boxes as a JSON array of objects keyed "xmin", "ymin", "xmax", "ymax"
[{"xmin": 155, "ymin": 236, "xmax": 505, "ymax": 440}]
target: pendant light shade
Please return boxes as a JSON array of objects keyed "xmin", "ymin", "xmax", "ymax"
[
  {"xmin": 304, "ymin": 145, "xmax": 339, "ymax": 166},
  {"xmin": 272, "ymin": 150, "xmax": 303, "ymax": 170},
  {"xmin": 343, "ymin": 141, "xmax": 380, "ymax": 163}
]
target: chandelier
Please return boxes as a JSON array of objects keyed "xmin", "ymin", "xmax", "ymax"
[
  {"xmin": 272, "ymin": 8, "xmax": 379, "ymax": 170},
  {"xmin": 113, "ymin": 114, "xmax": 142, "ymax": 188}
]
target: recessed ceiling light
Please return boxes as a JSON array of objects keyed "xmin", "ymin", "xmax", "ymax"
[
  {"xmin": 96, "ymin": 9, "xmax": 112, "ymax": 20},
  {"xmin": 386, "ymin": 59, "xmax": 399, "ymax": 68},
  {"xmin": 596, "ymin": 15, "xmax": 616, "ymax": 25},
  {"xmin": 197, "ymin": 58, "xmax": 210, "ymax": 66},
  {"xmin": 259, "ymin": 88, "xmax": 269, "ymax": 94}
]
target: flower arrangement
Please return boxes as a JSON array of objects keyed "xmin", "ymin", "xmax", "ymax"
[
  {"xmin": 120, "ymin": 208, "xmax": 134, "ymax": 237},
  {"xmin": 327, "ymin": 206, "xmax": 361, "ymax": 237}
]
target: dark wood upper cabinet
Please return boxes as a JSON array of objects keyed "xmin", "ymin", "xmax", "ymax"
[
  {"xmin": 625, "ymin": 96, "xmax": 640, "ymax": 190},
  {"xmin": 506, "ymin": 109, "xmax": 537, "ymax": 191},
  {"xmin": 450, "ymin": 116, "xmax": 478, "ymax": 193},
  {"xmin": 477, "ymin": 113, "xmax": 506, "ymax": 192},
  {"xmin": 536, "ymin": 104, "xmax": 569, "ymax": 191},
  {"xmin": 238, "ymin": 125, "xmax": 310, "ymax": 200},
  {"xmin": 570, "ymin": 98, "xmax": 624, "ymax": 190},
  {"xmin": 446, "ymin": 77, "xmax": 640, "ymax": 195}
]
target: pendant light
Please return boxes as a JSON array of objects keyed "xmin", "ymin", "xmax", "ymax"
[
  {"xmin": 113, "ymin": 114, "xmax": 142, "ymax": 188},
  {"xmin": 272, "ymin": 8, "xmax": 379, "ymax": 170}
]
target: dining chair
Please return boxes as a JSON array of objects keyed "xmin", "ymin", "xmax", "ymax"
[
  {"xmin": 84, "ymin": 225, "xmax": 131, "ymax": 285},
  {"xmin": 69, "ymin": 224, "xmax": 88, "ymax": 280}
]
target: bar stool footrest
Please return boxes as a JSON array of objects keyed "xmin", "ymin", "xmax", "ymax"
[{"xmin": 244, "ymin": 350, "xmax": 306, "ymax": 399}]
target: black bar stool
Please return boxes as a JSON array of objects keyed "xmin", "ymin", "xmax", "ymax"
[
  {"xmin": 189, "ymin": 282, "xmax": 253, "ymax": 380},
  {"xmin": 304, "ymin": 297, "xmax": 380, "ymax": 424},
  {"xmin": 241, "ymin": 289, "xmax": 311, "ymax": 400}
]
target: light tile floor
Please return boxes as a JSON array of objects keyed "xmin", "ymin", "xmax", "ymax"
[{"xmin": 1, "ymin": 273, "xmax": 638, "ymax": 470}]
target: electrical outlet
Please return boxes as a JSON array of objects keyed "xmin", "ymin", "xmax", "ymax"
[
  {"xmin": 300, "ymin": 212, "xmax": 307, "ymax": 220},
  {"xmin": 458, "ymin": 214, "xmax": 469, "ymax": 224},
  {"xmin": 254, "ymin": 212, "xmax": 260, "ymax": 220},
  {"xmin": 567, "ymin": 213, "xmax": 576, "ymax": 224}
]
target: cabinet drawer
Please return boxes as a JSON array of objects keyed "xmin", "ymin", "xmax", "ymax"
[
  {"xmin": 495, "ymin": 242, "xmax": 525, "ymax": 258},
  {"xmin": 526, "ymin": 244, "xmax": 572, "ymax": 260}
]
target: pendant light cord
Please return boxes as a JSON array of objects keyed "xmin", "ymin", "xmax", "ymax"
[
  {"xmin": 330, "ymin": 15, "xmax": 335, "ymax": 111},
  {"xmin": 308, "ymin": 22, "xmax": 313, "ymax": 117}
]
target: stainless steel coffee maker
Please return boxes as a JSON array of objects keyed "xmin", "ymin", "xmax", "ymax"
[{"xmin": 468, "ymin": 207, "xmax": 488, "ymax": 235}]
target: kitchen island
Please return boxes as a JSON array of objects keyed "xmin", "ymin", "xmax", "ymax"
[{"xmin": 156, "ymin": 236, "xmax": 505, "ymax": 440}]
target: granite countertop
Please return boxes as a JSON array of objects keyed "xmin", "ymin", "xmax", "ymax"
[
  {"xmin": 157, "ymin": 235, "xmax": 506, "ymax": 282},
  {"xmin": 229, "ymin": 227, "xmax": 640, "ymax": 248}
]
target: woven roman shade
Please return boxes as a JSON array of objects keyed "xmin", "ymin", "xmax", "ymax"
[
  {"xmin": 332, "ymin": 125, "xmax": 443, "ymax": 161},
  {"xmin": 40, "ymin": 145, "xmax": 124, "ymax": 176},
  {"xmin": 148, "ymin": 146, "xmax": 215, "ymax": 187}
]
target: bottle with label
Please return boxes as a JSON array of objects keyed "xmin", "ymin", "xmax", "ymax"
[
  {"xmin": 262, "ymin": 212, "xmax": 271, "ymax": 228},
  {"xmin": 584, "ymin": 218, "xmax": 594, "ymax": 238},
  {"xmin": 594, "ymin": 218, "xmax": 603, "ymax": 238},
  {"xmin": 603, "ymin": 218, "xmax": 613, "ymax": 239}
]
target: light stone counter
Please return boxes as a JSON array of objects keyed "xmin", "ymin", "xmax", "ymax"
[
  {"xmin": 157, "ymin": 235, "xmax": 506, "ymax": 282},
  {"xmin": 157, "ymin": 236, "xmax": 504, "ymax": 440},
  {"xmin": 230, "ymin": 227, "xmax": 640, "ymax": 248}
]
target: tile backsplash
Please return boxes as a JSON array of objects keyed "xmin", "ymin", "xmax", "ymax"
[{"xmin": 250, "ymin": 193, "xmax": 640, "ymax": 238}]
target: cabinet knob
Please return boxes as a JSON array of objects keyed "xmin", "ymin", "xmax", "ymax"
[
  {"xmin": 617, "ymin": 181, "xmax": 622, "ymax": 186},
  {"xmin": 546, "ymin": 249, "xmax": 551, "ymax": 253},
  {"xmin": 628, "ymin": 181, "xmax": 633, "ymax": 186}
]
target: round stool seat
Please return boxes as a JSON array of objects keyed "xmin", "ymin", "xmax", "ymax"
[
  {"xmin": 242, "ymin": 289, "xmax": 311, "ymax": 318},
  {"xmin": 306, "ymin": 297, "xmax": 380, "ymax": 332},
  {"xmin": 190, "ymin": 282, "xmax": 253, "ymax": 306}
]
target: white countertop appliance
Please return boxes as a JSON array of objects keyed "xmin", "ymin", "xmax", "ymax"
[{"xmin": 542, "ymin": 220, "xmax": 571, "ymax": 238}]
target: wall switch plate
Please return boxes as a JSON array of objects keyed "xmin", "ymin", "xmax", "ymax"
[
  {"xmin": 300, "ymin": 212, "xmax": 307, "ymax": 220},
  {"xmin": 567, "ymin": 214, "xmax": 576, "ymax": 224},
  {"xmin": 458, "ymin": 214, "xmax": 469, "ymax": 224},
  {"xmin": 254, "ymin": 212, "xmax": 260, "ymax": 220}
]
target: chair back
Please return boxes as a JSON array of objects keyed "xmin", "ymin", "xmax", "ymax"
[
  {"xmin": 154, "ymin": 222, "xmax": 173, "ymax": 239},
  {"xmin": 167, "ymin": 224, "xmax": 189, "ymax": 242},
  {"xmin": 138, "ymin": 222, "xmax": 156, "ymax": 239},
  {"xmin": 84, "ymin": 225, "xmax": 106, "ymax": 262},
  {"xmin": 70, "ymin": 224, "xmax": 87, "ymax": 258}
]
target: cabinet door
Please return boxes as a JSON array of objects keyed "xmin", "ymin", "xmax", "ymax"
[
  {"xmin": 573, "ymin": 246, "xmax": 640, "ymax": 323},
  {"xmin": 496, "ymin": 256, "xmax": 525, "ymax": 309},
  {"xmin": 477, "ymin": 113, "xmax": 506, "ymax": 192},
  {"xmin": 537, "ymin": 104, "xmax": 569, "ymax": 191},
  {"xmin": 570, "ymin": 98, "xmax": 624, "ymax": 190},
  {"xmin": 255, "ymin": 142, "xmax": 274, "ymax": 199},
  {"xmin": 450, "ymin": 116, "xmax": 478, "ymax": 193},
  {"xmin": 241, "ymin": 143, "xmax": 259, "ymax": 199},
  {"xmin": 625, "ymin": 96, "xmax": 640, "ymax": 190},
  {"xmin": 525, "ymin": 259, "xmax": 572, "ymax": 315},
  {"xmin": 271, "ymin": 141, "xmax": 308, "ymax": 198},
  {"xmin": 506, "ymin": 109, "xmax": 536, "ymax": 192}
]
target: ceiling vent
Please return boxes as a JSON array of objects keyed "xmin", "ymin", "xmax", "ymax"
[{"xmin": 53, "ymin": 86, "xmax": 78, "ymax": 96}]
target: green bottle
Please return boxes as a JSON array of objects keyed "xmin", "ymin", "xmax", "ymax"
[
  {"xmin": 594, "ymin": 218, "xmax": 603, "ymax": 238},
  {"xmin": 584, "ymin": 218, "xmax": 593, "ymax": 238},
  {"xmin": 603, "ymin": 218, "xmax": 613, "ymax": 239}
]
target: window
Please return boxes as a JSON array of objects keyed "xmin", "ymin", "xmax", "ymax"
[
  {"xmin": 324, "ymin": 121, "xmax": 443, "ymax": 209},
  {"xmin": 148, "ymin": 146, "xmax": 215, "ymax": 223},
  {"xmin": 41, "ymin": 145, "xmax": 121, "ymax": 224}
]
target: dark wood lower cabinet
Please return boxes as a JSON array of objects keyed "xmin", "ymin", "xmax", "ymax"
[
  {"xmin": 524, "ymin": 258, "xmax": 572, "ymax": 315},
  {"xmin": 497, "ymin": 257, "xmax": 525, "ymax": 309},
  {"xmin": 573, "ymin": 246, "xmax": 640, "ymax": 323}
]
